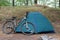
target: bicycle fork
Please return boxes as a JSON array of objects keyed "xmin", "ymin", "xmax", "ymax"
[{"xmin": 25, "ymin": 21, "xmax": 30, "ymax": 31}]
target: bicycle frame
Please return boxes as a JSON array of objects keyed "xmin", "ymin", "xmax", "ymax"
[
  {"xmin": 16, "ymin": 16, "xmax": 27, "ymax": 27},
  {"xmin": 15, "ymin": 12, "xmax": 29, "ymax": 27},
  {"xmin": 15, "ymin": 12, "xmax": 29, "ymax": 32}
]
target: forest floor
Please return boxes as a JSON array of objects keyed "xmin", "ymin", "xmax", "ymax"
[{"xmin": 0, "ymin": 23, "xmax": 60, "ymax": 40}]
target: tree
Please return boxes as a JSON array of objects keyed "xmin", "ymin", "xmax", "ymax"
[
  {"xmin": 12, "ymin": 0, "xmax": 15, "ymax": 6},
  {"xmin": 59, "ymin": 0, "xmax": 60, "ymax": 7},
  {"xmin": 54, "ymin": 0, "xmax": 56, "ymax": 8},
  {"xmin": 34, "ymin": 0, "xmax": 37, "ymax": 5},
  {"xmin": 25, "ymin": 0, "xmax": 28, "ymax": 5}
]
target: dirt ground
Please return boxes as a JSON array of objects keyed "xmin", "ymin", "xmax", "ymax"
[{"xmin": 0, "ymin": 23, "xmax": 60, "ymax": 40}]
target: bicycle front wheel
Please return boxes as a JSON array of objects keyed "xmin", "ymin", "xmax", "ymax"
[{"xmin": 21, "ymin": 22, "xmax": 35, "ymax": 35}]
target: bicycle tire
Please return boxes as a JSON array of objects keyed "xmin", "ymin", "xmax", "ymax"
[
  {"xmin": 2, "ymin": 21, "xmax": 15, "ymax": 34},
  {"xmin": 21, "ymin": 22, "xmax": 35, "ymax": 35}
]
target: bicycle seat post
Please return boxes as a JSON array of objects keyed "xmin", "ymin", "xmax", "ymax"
[
  {"xmin": 26, "ymin": 12, "xmax": 29, "ymax": 18},
  {"xmin": 12, "ymin": 16, "xmax": 17, "ymax": 26}
]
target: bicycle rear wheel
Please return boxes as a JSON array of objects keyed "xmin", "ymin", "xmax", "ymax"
[
  {"xmin": 21, "ymin": 22, "xmax": 35, "ymax": 35},
  {"xmin": 2, "ymin": 21, "xmax": 15, "ymax": 34}
]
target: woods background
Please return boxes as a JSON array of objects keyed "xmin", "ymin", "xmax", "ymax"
[
  {"xmin": 0, "ymin": 0, "xmax": 60, "ymax": 23},
  {"xmin": 0, "ymin": 0, "xmax": 60, "ymax": 8}
]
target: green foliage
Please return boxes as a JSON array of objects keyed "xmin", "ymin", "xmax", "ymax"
[
  {"xmin": 0, "ymin": 0, "xmax": 59, "ymax": 8},
  {"xmin": 0, "ymin": 0, "xmax": 11, "ymax": 6}
]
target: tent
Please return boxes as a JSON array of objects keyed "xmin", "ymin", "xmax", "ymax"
[{"xmin": 15, "ymin": 12, "xmax": 54, "ymax": 33}]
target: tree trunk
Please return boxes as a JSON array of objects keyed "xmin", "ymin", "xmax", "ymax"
[
  {"xmin": 59, "ymin": 0, "xmax": 60, "ymax": 7},
  {"xmin": 34, "ymin": 0, "xmax": 37, "ymax": 4},
  {"xmin": 25, "ymin": 0, "xmax": 28, "ymax": 5},
  {"xmin": 12, "ymin": 0, "xmax": 14, "ymax": 6},
  {"xmin": 55, "ymin": 0, "xmax": 56, "ymax": 8}
]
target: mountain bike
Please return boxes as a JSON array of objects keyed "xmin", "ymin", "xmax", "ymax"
[{"xmin": 2, "ymin": 12, "xmax": 35, "ymax": 35}]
